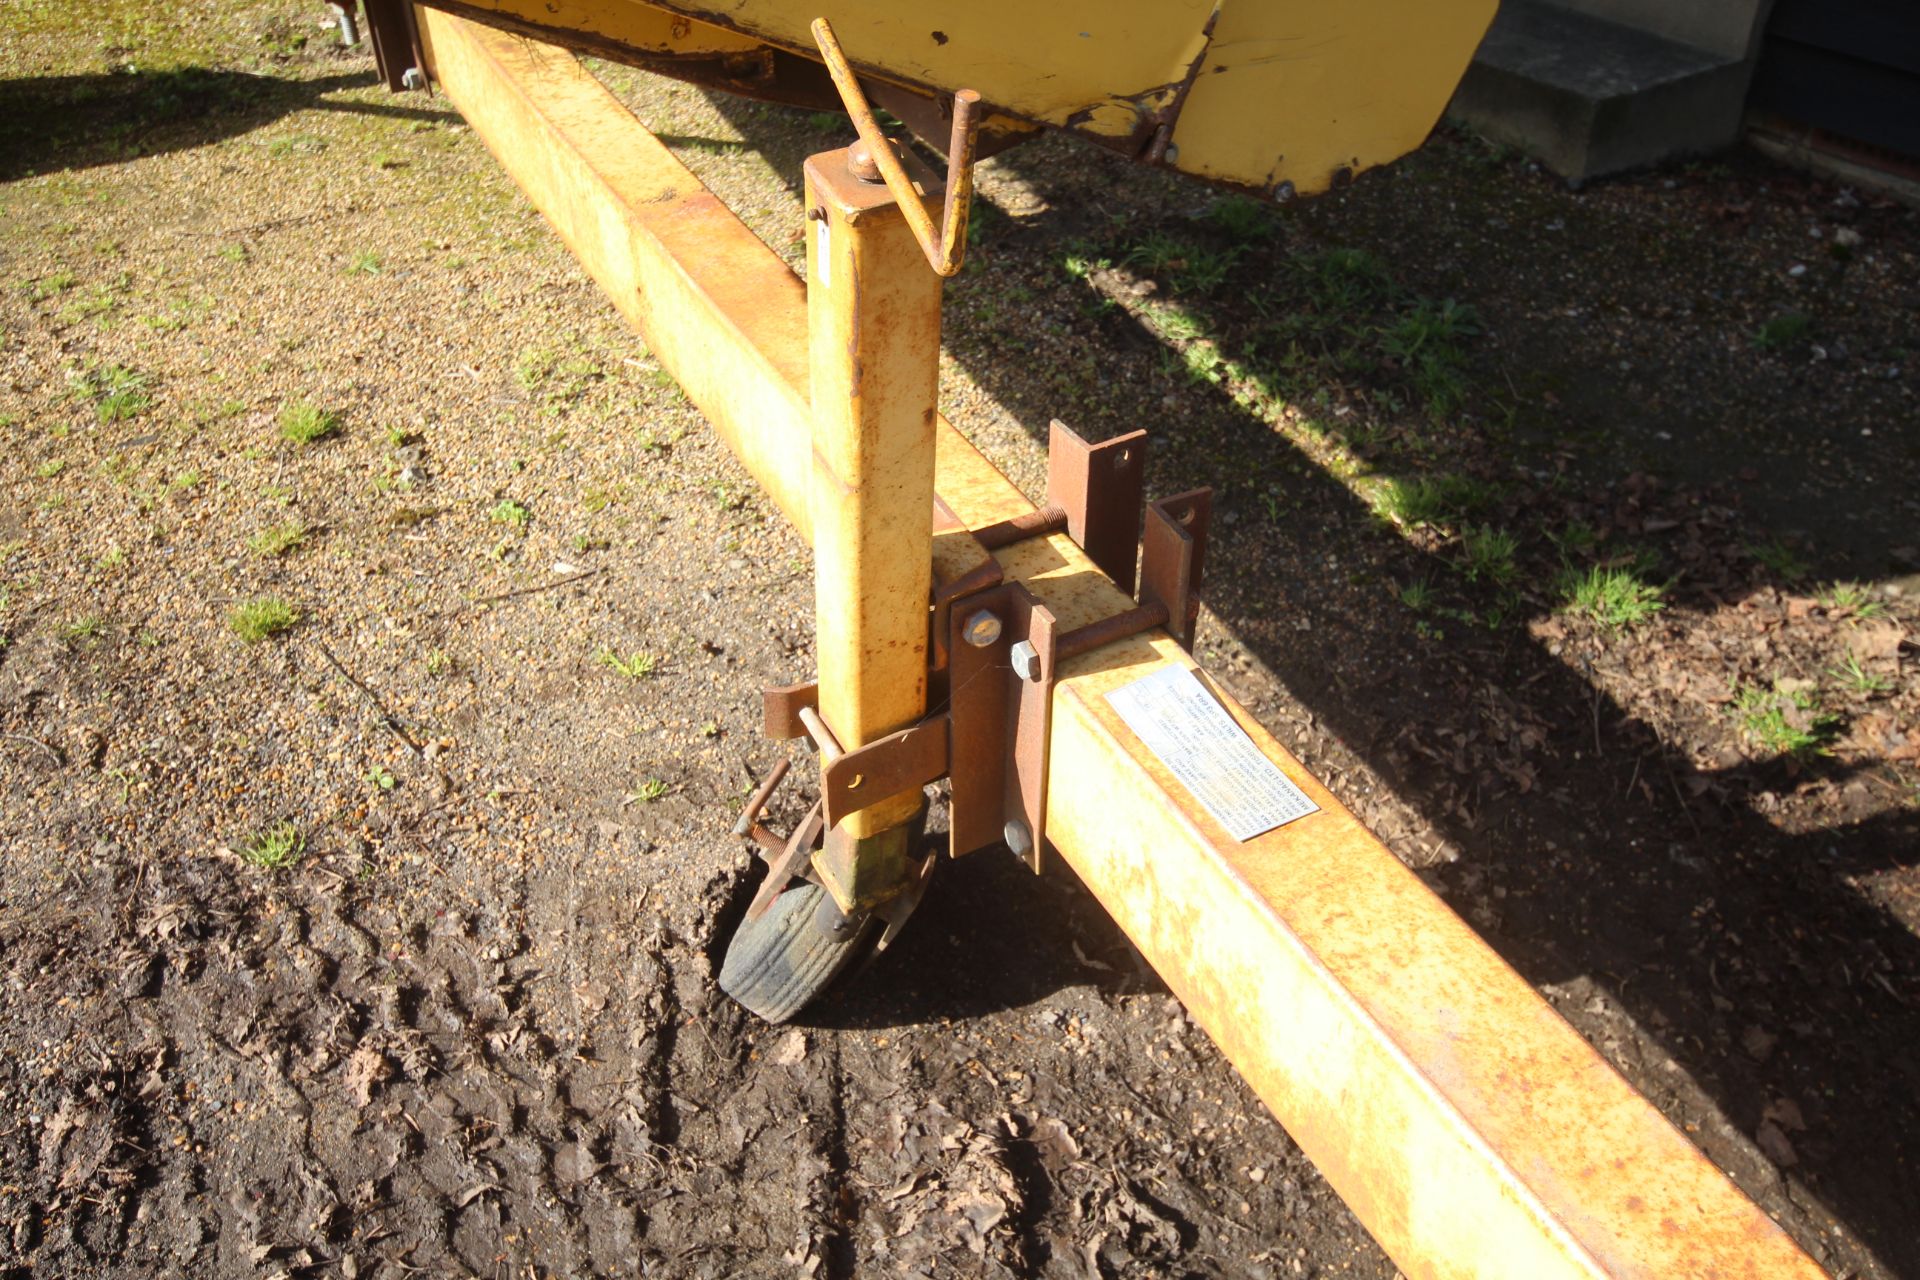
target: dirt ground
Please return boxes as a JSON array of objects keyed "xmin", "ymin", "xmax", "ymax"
[{"xmin": 1, "ymin": 3, "xmax": 1916, "ymax": 1278}]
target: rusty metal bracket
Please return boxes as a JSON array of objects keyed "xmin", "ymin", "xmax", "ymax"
[
  {"xmin": 974, "ymin": 420, "xmax": 1148, "ymax": 594},
  {"xmin": 821, "ymin": 717, "xmax": 950, "ymax": 831},
  {"xmin": 1140, "ymin": 488, "xmax": 1211, "ymax": 647},
  {"xmin": 762, "ymin": 681, "xmax": 819, "ymax": 740},
  {"xmin": 945, "ymin": 580, "xmax": 1057, "ymax": 866}
]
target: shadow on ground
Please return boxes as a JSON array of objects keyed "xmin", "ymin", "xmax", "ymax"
[{"xmin": 0, "ymin": 69, "xmax": 456, "ymax": 180}]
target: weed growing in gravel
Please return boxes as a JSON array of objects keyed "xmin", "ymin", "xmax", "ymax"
[
  {"xmin": 60, "ymin": 616, "xmax": 104, "ymax": 642},
  {"xmin": 238, "ymin": 821, "xmax": 303, "ymax": 869},
  {"xmin": 1754, "ymin": 311, "xmax": 1811, "ymax": 350},
  {"xmin": 24, "ymin": 271, "xmax": 78, "ymax": 300},
  {"xmin": 596, "ymin": 648, "xmax": 657, "ymax": 679},
  {"xmin": 1460, "ymin": 525, "xmax": 1518, "ymax": 583},
  {"xmin": 1398, "ymin": 578, "xmax": 1434, "ymax": 611},
  {"xmin": 70, "ymin": 363, "xmax": 150, "ymax": 422},
  {"xmin": 1124, "ymin": 232, "xmax": 1242, "ymax": 294},
  {"xmin": 627, "ymin": 778, "xmax": 670, "ymax": 804},
  {"xmin": 1379, "ymin": 298, "xmax": 1479, "ymax": 416},
  {"xmin": 229, "ymin": 596, "xmax": 297, "ymax": 643},
  {"xmin": 366, "ymin": 765, "xmax": 397, "ymax": 792},
  {"xmin": 1367, "ymin": 473, "xmax": 1490, "ymax": 530},
  {"xmin": 280, "ymin": 401, "xmax": 340, "ymax": 445},
  {"xmin": 1747, "ymin": 538, "xmax": 1810, "ymax": 582},
  {"xmin": 1301, "ymin": 247, "xmax": 1392, "ymax": 312},
  {"xmin": 36, "ymin": 460, "xmax": 65, "ymax": 478},
  {"xmin": 425, "ymin": 649, "xmax": 453, "ymax": 675},
  {"xmin": 1559, "ymin": 564, "xmax": 1665, "ymax": 627},
  {"xmin": 1830, "ymin": 650, "xmax": 1893, "ymax": 696},
  {"xmin": 1821, "ymin": 581, "xmax": 1887, "ymax": 620},
  {"xmin": 267, "ymin": 134, "xmax": 327, "ymax": 158},
  {"xmin": 345, "ymin": 250, "xmax": 382, "ymax": 276},
  {"xmin": 247, "ymin": 520, "xmax": 306, "ymax": 557},
  {"xmin": 1731, "ymin": 680, "xmax": 1840, "ymax": 758},
  {"xmin": 490, "ymin": 499, "xmax": 530, "ymax": 531},
  {"xmin": 1206, "ymin": 196, "xmax": 1276, "ymax": 243}
]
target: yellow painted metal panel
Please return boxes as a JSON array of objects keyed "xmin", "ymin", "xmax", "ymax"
[
  {"xmin": 421, "ymin": 0, "xmax": 1498, "ymax": 194},
  {"xmin": 418, "ymin": 15, "xmax": 1829, "ymax": 1276}
]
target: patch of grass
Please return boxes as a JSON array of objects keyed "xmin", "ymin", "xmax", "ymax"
[
  {"xmin": 24, "ymin": 270, "xmax": 78, "ymax": 300},
  {"xmin": 1829, "ymin": 650, "xmax": 1893, "ymax": 696},
  {"xmin": 1379, "ymin": 297, "xmax": 1479, "ymax": 415},
  {"xmin": 267, "ymin": 133, "xmax": 328, "ymax": 158},
  {"xmin": 1559, "ymin": 564, "xmax": 1665, "ymax": 628},
  {"xmin": 627, "ymin": 777, "xmax": 670, "ymax": 804},
  {"xmin": 1747, "ymin": 538, "xmax": 1810, "ymax": 582},
  {"xmin": 425, "ymin": 649, "xmax": 453, "ymax": 675},
  {"xmin": 345, "ymin": 250, "xmax": 382, "ymax": 276},
  {"xmin": 1398, "ymin": 578, "xmax": 1434, "ymax": 611},
  {"xmin": 1821, "ymin": 581, "xmax": 1887, "ymax": 620},
  {"xmin": 1123, "ymin": 231, "xmax": 1242, "ymax": 293},
  {"xmin": 1206, "ymin": 196, "xmax": 1276, "ymax": 243},
  {"xmin": 596, "ymin": 647, "xmax": 657, "ymax": 679},
  {"xmin": 70, "ymin": 363, "xmax": 150, "ymax": 422},
  {"xmin": 247, "ymin": 520, "xmax": 307, "ymax": 557},
  {"xmin": 237, "ymin": 821, "xmax": 303, "ymax": 870},
  {"xmin": 1546, "ymin": 520, "xmax": 1599, "ymax": 556},
  {"xmin": 279, "ymin": 401, "xmax": 340, "ymax": 445},
  {"xmin": 1367, "ymin": 473, "xmax": 1491, "ymax": 529},
  {"xmin": 1732, "ymin": 680, "xmax": 1840, "ymax": 758},
  {"xmin": 60, "ymin": 615, "xmax": 105, "ymax": 642},
  {"xmin": 1460, "ymin": 525, "xmax": 1518, "ymax": 584},
  {"xmin": 805, "ymin": 111, "xmax": 843, "ymax": 133},
  {"xmin": 36, "ymin": 459, "xmax": 66, "ymax": 479},
  {"xmin": 515, "ymin": 343, "xmax": 604, "ymax": 410},
  {"xmin": 1754, "ymin": 311, "xmax": 1812, "ymax": 350},
  {"xmin": 229, "ymin": 596, "xmax": 298, "ymax": 644},
  {"xmin": 490, "ymin": 498, "xmax": 530, "ymax": 531},
  {"xmin": 1301, "ymin": 247, "xmax": 1392, "ymax": 312}
]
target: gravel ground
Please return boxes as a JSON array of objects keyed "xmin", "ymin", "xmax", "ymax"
[{"xmin": 1, "ymin": 3, "xmax": 1916, "ymax": 1278}]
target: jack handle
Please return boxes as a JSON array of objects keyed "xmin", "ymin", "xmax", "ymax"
[{"xmin": 811, "ymin": 16, "xmax": 981, "ymax": 277}]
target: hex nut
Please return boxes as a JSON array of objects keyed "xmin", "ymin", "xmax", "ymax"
[{"xmin": 1009, "ymin": 639, "xmax": 1041, "ymax": 682}]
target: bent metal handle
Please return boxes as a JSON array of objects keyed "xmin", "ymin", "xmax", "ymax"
[{"xmin": 810, "ymin": 16, "xmax": 981, "ymax": 277}]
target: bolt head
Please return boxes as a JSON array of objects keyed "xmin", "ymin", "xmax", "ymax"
[
  {"xmin": 1162, "ymin": 143, "xmax": 1179, "ymax": 164},
  {"xmin": 962, "ymin": 610, "xmax": 1003, "ymax": 648},
  {"xmin": 400, "ymin": 66, "xmax": 426, "ymax": 91},
  {"xmin": 1003, "ymin": 818, "xmax": 1033, "ymax": 857},
  {"xmin": 1009, "ymin": 639, "xmax": 1042, "ymax": 682}
]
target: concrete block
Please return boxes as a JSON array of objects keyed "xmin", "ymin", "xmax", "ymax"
[{"xmin": 1449, "ymin": 0, "xmax": 1751, "ymax": 181}]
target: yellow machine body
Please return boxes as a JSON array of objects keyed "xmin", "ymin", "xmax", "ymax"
[{"xmin": 427, "ymin": 0, "xmax": 1498, "ymax": 194}]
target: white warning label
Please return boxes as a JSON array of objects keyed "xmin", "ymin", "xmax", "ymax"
[{"xmin": 1105, "ymin": 666, "xmax": 1319, "ymax": 842}]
